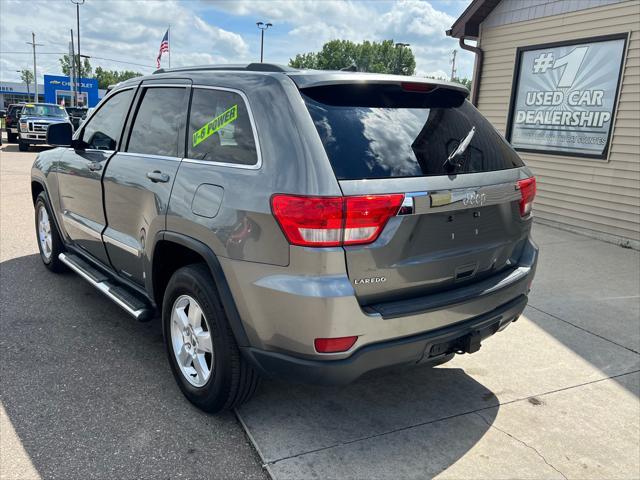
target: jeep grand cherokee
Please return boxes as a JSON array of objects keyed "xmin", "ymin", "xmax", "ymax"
[{"xmin": 32, "ymin": 64, "xmax": 538, "ymax": 412}]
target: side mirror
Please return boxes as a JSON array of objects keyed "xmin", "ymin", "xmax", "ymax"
[{"xmin": 46, "ymin": 122, "xmax": 73, "ymax": 147}]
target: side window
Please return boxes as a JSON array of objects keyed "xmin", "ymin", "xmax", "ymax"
[
  {"xmin": 82, "ymin": 89, "xmax": 134, "ymax": 150},
  {"xmin": 127, "ymin": 87, "xmax": 186, "ymax": 157},
  {"xmin": 187, "ymin": 88, "xmax": 258, "ymax": 165}
]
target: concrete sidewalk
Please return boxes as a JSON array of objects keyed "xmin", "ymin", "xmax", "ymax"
[{"xmin": 237, "ymin": 224, "xmax": 640, "ymax": 479}]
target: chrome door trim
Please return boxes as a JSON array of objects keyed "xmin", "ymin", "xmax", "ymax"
[
  {"xmin": 62, "ymin": 211, "xmax": 102, "ymax": 239},
  {"xmin": 182, "ymin": 85, "xmax": 262, "ymax": 170},
  {"xmin": 102, "ymin": 232, "xmax": 140, "ymax": 257}
]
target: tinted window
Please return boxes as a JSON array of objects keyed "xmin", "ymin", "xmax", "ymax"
[
  {"xmin": 187, "ymin": 88, "xmax": 257, "ymax": 165},
  {"xmin": 126, "ymin": 87, "xmax": 185, "ymax": 157},
  {"xmin": 82, "ymin": 89, "xmax": 134, "ymax": 150},
  {"xmin": 304, "ymin": 94, "xmax": 524, "ymax": 180}
]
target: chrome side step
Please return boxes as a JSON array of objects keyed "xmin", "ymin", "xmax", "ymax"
[{"xmin": 59, "ymin": 253, "xmax": 153, "ymax": 321}]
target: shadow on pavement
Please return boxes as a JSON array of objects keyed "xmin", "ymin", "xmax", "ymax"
[
  {"xmin": 0, "ymin": 254, "xmax": 266, "ymax": 479},
  {"xmin": 239, "ymin": 364, "xmax": 499, "ymax": 468},
  {"xmin": 0, "ymin": 144, "xmax": 50, "ymax": 154}
]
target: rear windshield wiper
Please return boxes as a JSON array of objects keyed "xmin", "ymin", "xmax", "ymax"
[{"xmin": 444, "ymin": 126, "xmax": 475, "ymax": 170}]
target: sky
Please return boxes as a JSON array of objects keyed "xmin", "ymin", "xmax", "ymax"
[{"xmin": 0, "ymin": 0, "xmax": 474, "ymax": 85}]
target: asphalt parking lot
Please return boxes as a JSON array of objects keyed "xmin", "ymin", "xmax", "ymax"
[
  {"xmin": 1, "ymin": 140, "xmax": 639, "ymax": 479},
  {"xmin": 0, "ymin": 141, "xmax": 267, "ymax": 480}
]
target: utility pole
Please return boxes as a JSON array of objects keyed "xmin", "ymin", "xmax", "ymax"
[
  {"xmin": 450, "ymin": 49, "xmax": 457, "ymax": 81},
  {"xmin": 71, "ymin": 0, "xmax": 85, "ymax": 105},
  {"xmin": 70, "ymin": 30, "xmax": 77, "ymax": 107},
  {"xmin": 256, "ymin": 22, "xmax": 273, "ymax": 63},
  {"xmin": 71, "ymin": 0, "xmax": 84, "ymax": 76},
  {"xmin": 26, "ymin": 32, "xmax": 43, "ymax": 102}
]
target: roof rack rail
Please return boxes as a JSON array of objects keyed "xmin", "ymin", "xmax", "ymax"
[{"xmin": 152, "ymin": 63, "xmax": 297, "ymax": 75}]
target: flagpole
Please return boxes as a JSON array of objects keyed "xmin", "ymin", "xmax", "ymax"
[{"xmin": 168, "ymin": 25, "xmax": 171, "ymax": 68}]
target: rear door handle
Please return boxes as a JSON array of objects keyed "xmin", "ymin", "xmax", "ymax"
[
  {"xmin": 146, "ymin": 170, "xmax": 170, "ymax": 183},
  {"xmin": 88, "ymin": 162, "xmax": 102, "ymax": 171}
]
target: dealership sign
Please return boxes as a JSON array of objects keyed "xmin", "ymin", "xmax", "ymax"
[
  {"xmin": 506, "ymin": 34, "xmax": 627, "ymax": 159},
  {"xmin": 44, "ymin": 74, "xmax": 101, "ymax": 108}
]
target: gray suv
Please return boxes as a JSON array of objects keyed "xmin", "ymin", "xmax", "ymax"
[{"xmin": 31, "ymin": 64, "xmax": 538, "ymax": 412}]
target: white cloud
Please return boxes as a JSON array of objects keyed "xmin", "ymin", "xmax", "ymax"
[
  {"xmin": 0, "ymin": 0, "xmax": 474, "ymax": 86},
  {"xmin": 210, "ymin": 0, "xmax": 474, "ymax": 79},
  {"xmin": 0, "ymin": 0, "xmax": 249, "ymax": 83}
]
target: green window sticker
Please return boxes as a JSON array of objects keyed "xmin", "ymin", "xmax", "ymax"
[{"xmin": 192, "ymin": 104, "xmax": 238, "ymax": 148}]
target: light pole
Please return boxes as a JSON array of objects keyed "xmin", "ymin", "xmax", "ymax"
[
  {"xmin": 71, "ymin": 0, "xmax": 85, "ymax": 105},
  {"xmin": 256, "ymin": 21, "xmax": 272, "ymax": 63},
  {"xmin": 395, "ymin": 42, "xmax": 410, "ymax": 75}
]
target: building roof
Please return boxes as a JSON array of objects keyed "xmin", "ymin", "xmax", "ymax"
[{"xmin": 446, "ymin": 0, "xmax": 501, "ymax": 39}]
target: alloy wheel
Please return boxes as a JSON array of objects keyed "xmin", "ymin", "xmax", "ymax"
[
  {"xmin": 170, "ymin": 295, "xmax": 214, "ymax": 387},
  {"xmin": 37, "ymin": 205, "xmax": 53, "ymax": 261}
]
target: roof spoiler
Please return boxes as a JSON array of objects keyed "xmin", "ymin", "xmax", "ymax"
[{"xmin": 289, "ymin": 73, "xmax": 469, "ymax": 97}]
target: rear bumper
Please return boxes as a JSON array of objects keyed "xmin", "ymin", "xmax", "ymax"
[
  {"xmin": 242, "ymin": 294, "xmax": 527, "ymax": 385},
  {"xmin": 221, "ymin": 237, "xmax": 538, "ymax": 358}
]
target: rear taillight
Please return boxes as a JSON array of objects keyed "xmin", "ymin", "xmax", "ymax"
[
  {"xmin": 271, "ymin": 194, "xmax": 404, "ymax": 247},
  {"xmin": 314, "ymin": 336, "xmax": 358, "ymax": 353},
  {"xmin": 517, "ymin": 177, "xmax": 536, "ymax": 217}
]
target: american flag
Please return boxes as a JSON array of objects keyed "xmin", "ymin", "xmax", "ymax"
[{"xmin": 157, "ymin": 29, "xmax": 169, "ymax": 68}]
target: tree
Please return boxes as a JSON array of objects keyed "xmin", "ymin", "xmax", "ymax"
[
  {"xmin": 289, "ymin": 39, "xmax": 416, "ymax": 75},
  {"xmin": 59, "ymin": 55, "xmax": 92, "ymax": 78},
  {"xmin": 20, "ymin": 69, "xmax": 33, "ymax": 97},
  {"xmin": 452, "ymin": 77, "xmax": 472, "ymax": 90},
  {"xmin": 426, "ymin": 75, "xmax": 472, "ymax": 91},
  {"xmin": 94, "ymin": 67, "xmax": 142, "ymax": 90}
]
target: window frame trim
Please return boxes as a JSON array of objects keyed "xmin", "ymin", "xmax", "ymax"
[
  {"xmin": 182, "ymin": 85, "xmax": 262, "ymax": 170},
  {"xmin": 123, "ymin": 83, "xmax": 190, "ymax": 159},
  {"xmin": 74, "ymin": 85, "xmax": 138, "ymax": 154}
]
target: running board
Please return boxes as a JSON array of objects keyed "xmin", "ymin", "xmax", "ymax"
[{"xmin": 59, "ymin": 253, "xmax": 154, "ymax": 321}]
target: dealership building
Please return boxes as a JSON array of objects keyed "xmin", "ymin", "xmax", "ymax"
[
  {"xmin": 0, "ymin": 74, "xmax": 106, "ymax": 108},
  {"xmin": 448, "ymin": 0, "xmax": 639, "ymax": 249}
]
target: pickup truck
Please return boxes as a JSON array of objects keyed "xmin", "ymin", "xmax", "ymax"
[{"xmin": 18, "ymin": 103, "xmax": 73, "ymax": 151}]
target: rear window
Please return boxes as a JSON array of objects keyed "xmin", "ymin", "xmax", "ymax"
[
  {"xmin": 303, "ymin": 86, "xmax": 524, "ymax": 180},
  {"xmin": 187, "ymin": 88, "xmax": 258, "ymax": 166}
]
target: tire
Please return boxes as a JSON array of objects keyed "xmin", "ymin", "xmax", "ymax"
[
  {"xmin": 7, "ymin": 131, "xmax": 17, "ymax": 143},
  {"xmin": 162, "ymin": 263, "xmax": 260, "ymax": 413},
  {"xmin": 18, "ymin": 140, "xmax": 29, "ymax": 151},
  {"xmin": 34, "ymin": 192, "xmax": 66, "ymax": 272}
]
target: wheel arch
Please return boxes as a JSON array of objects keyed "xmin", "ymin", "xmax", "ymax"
[
  {"xmin": 31, "ymin": 180, "xmax": 45, "ymax": 205},
  {"xmin": 31, "ymin": 179, "xmax": 66, "ymax": 245},
  {"xmin": 151, "ymin": 231, "xmax": 250, "ymax": 347}
]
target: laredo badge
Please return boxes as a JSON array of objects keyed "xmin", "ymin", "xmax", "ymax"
[{"xmin": 193, "ymin": 104, "xmax": 238, "ymax": 147}]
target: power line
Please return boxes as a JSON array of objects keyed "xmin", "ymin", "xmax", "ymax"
[
  {"xmin": 1, "ymin": 51, "xmax": 154, "ymax": 68},
  {"xmin": 1, "ymin": 51, "xmax": 66, "ymax": 55},
  {"xmin": 88, "ymin": 56, "xmax": 154, "ymax": 68}
]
